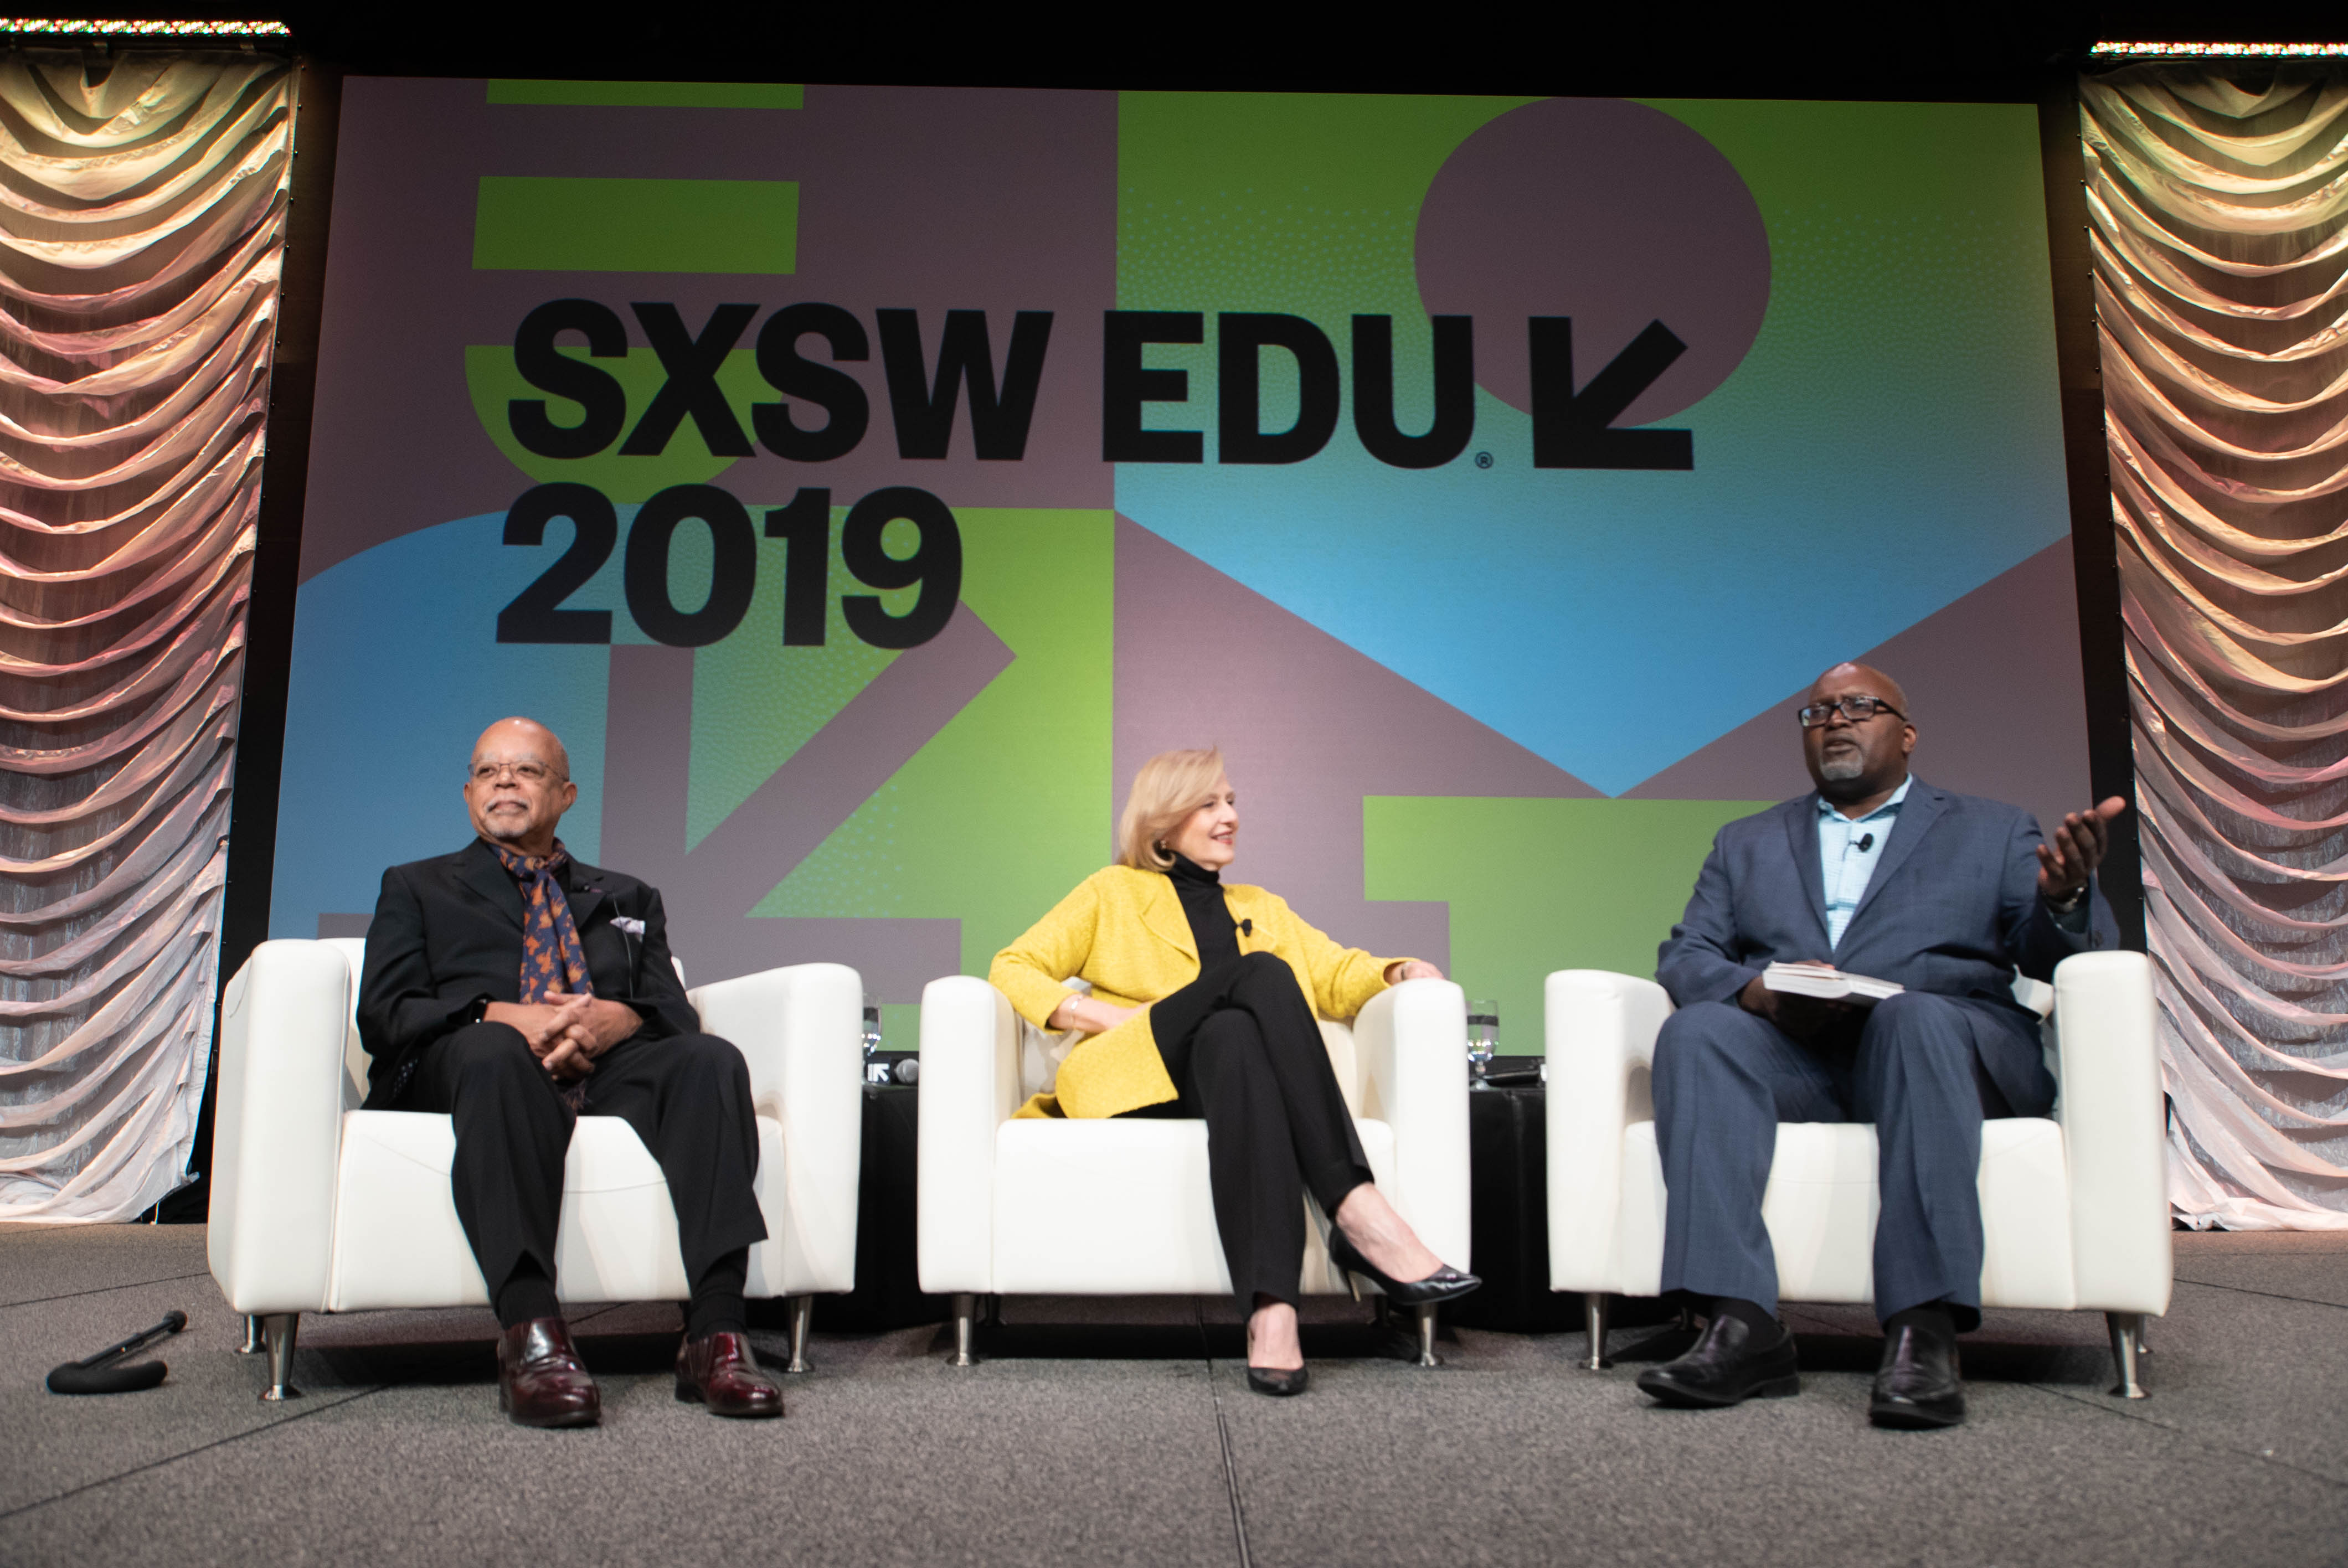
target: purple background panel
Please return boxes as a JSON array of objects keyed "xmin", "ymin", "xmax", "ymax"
[
  {"xmin": 301, "ymin": 80, "xmax": 1117, "ymax": 584},
  {"xmin": 1114, "ymin": 517, "xmax": 1598, "ymax": 972},
  {"xmin": 1625, "ymin": 537, "xmax": 2093, "ymax": 835},
  {"xmin": 1415, "ymin": 97, "xmax": 1772, "ymax": 425}
]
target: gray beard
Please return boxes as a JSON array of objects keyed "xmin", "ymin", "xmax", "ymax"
[{"xmin": 1817, "ymin": 754, "xmax": 1866, "ymax": 783}]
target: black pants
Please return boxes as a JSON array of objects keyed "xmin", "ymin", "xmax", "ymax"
[
  {"xmin": 1127, "ymin": 952, "xmax": 1374, "ymax": 1307},
  {"xmin": 403, "ymin": 1022, "xmax": 769, "ymax": 1303}
]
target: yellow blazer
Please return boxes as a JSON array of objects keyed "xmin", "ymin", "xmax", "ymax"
[{"xmin": 989, "ymin": 864, "xmax": 1403, "ymax": 1120}]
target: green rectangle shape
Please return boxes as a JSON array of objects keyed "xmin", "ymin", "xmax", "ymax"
[
  {"xmin": 487, "ymin": 79, "xmax": 802, "ymax": 109},
  {"xmin": 472, "ymin": 177, "xmax": 797, "ymax": 274}
]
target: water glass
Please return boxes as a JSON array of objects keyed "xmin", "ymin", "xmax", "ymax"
[{"xmin": 1466, "ymin": 999, "xmax": 1499, "ymax": 1088}]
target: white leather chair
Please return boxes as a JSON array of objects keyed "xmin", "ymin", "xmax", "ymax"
[
  {"xmin": 916, "ymin": 975, "xmax": 1473, "ymax": 1365},
  {"xmin": 207, "ymin": 938, "xmax": 863, "ymax": 1400},
  {"xmin": 1546, "ymin": 951, "xmax": 2170, "ymax": 1396}
]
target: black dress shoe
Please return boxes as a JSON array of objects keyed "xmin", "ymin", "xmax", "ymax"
[
  {"xmin": 1325, "ymin": 1230, "xmax": 1482, "ymax": 1307},
  {"xmin": 1247, "ymin": 1366, "xmax": 1309, "ymax": 1397},
  {"xmin": 1635, "ymin": 1312, "xmax": 1800, "ymax": 1408},
  {"xmin": 1870, "ymin": 1324, "xmax": 1965, "ymax": 1429},
  {"xmin": 676, "ymin": 1330, "xmax": 785, "ymax": 1419}
]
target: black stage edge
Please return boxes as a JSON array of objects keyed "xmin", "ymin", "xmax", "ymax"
[{"xmin": 152, "ymin": 56, "xmax": 344, "ymax": 1223}]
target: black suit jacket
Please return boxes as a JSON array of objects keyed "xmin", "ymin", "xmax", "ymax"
[
  {"xmin": 1656, "ymin": 780, "xmax": 2120, "ymax": 1112},
  {"xmin": 356, "ymin": 839, "xmax": 701, "ymax": 1108}
]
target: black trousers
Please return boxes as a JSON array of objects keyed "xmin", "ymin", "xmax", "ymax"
[
  {"xmin": 402, "ymin": 1022, "xmax": 769, "ymax": 1302},
  {"xmin": 1127, "ymin": 952, "xmax": 1374, "ymax": 1307}
]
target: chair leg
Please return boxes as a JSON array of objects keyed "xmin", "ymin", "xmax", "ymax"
[
  {"xmin": 259, "ymin": 1313, "xmax": 302, "ymax": 1403},
  {"xmin": 2107, "ymin": 1311, "xmax": 2148, "ymax": 1400},
  {"xmin": 785, "ymin": 1293, "xmax": 813, "ymax": 1374},
  {"xmin": 950, "ymin": 1293, "xmax": 978, "ymax": 1367},
  {"xmin": 237, "ymin": 1313, "xmax": 265, "ymax": 1355},
  {"xmin": 1414, "ymin": 1303, "xmax": 1440, "ymax": 1368},
  {"xmin": 2134, "ymin": 1320, "xmax": 2152, "ymax": 1358},
  {"xmin": 1583, "ymin": 1292, "xmax": 1612, "ymax": 1371}
]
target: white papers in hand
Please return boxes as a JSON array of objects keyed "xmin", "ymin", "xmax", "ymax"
[{"xmin": 1762, "ymin": 962, "xmax": 1903, "ymax": 1003}]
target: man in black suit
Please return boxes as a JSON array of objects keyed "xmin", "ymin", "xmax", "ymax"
[
  {"xmin": 1635, "ymin": 663, "xmax": 2126, "ymax": 1430},
  {"xmin": 357, "ymin": 717, "xmax": 783, "ymax": 1427}
]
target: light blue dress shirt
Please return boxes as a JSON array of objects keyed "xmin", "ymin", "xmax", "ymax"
[{"xmin": 1817, "ymin": 775, "xmax": 1912, "ymax": 951}]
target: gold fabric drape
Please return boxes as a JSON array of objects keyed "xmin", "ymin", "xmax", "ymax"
[
  {"xmin": 0, "ymin": 51, "xmax": 290, "ymax": 1220},
  {"xmin": 2084, "ymin": 65, "xmax": 2348, "ymax": 1227}
]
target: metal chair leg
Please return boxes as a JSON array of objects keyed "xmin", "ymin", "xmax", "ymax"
[
  {"xmin": 2107, "ymin": 1311, "xmax": 2147, "ymax": 1400},
  {"xmin": 1583, "ymin": 1292, "xmax": 1612, "ymax": 1370},
  {"xmin": 237, "ymin": 1313, "xmax": 265, "ymax": 1355},
  {"xmin": 950, "ymin": 1293, "xmax": 978, "ymax": 1366},
  {"xmin": 785, "ymin": 1293, "xmax": 813, "ymax": 1374},
  {"xmin": 1414, "ymin": 1303, "xmax": 1440, "ymax": 1367},
  {"xmin": 259, "ymin": 1312, "xmax": 302, "ymax": 1402},
  {"xmin": 2134, "ymin": 1320, "xmax": 2151, "ymax": 1357}
]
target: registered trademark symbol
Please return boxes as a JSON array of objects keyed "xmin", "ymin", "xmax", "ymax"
[{"xmin": 1474, "ymin": 451, "xmax": 1493, "ymax": 469}]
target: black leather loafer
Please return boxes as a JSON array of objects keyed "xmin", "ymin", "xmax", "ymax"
[
  {"xmin": 1635, "ymin": 1312, "xmax": 1800, "ymax": 1409},
  {"xmin": 1870, "ymin": 1324, "xmax": 1965, "ymax": 1429}
]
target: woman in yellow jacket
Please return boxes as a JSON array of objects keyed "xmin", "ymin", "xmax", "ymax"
[{"xmin": 990, "ymin": 747, "xmax": 1479, "ymax": 1396}]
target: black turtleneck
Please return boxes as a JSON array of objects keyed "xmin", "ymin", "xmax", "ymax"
[{"xmin": 1166, "ymin": 852, "xmax": 1242, "ymax": 981}]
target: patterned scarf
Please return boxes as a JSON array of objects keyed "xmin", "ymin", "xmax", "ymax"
[{"xmin": 488, "ymin": 840, "xmax": 596, "ymax": 1002}]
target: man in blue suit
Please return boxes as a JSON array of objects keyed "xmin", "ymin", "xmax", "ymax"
[{"xmin": 1636, "ymin": 662, "xmax": 2125, "ymax": 1428}]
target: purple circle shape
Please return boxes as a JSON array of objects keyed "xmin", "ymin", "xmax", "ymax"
[{"xmin": 1415, "ymin": 99, "xmax": 1771, "ymax": 427}]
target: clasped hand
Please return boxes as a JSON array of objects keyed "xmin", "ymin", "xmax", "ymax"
[{"xmin": 484, "ymin": 991, "xmax": 641, "ymax": 1081}]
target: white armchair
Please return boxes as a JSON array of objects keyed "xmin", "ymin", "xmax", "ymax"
[
  {"xmin": 1546, "ymin": 951, "xmax": 2170, "ymax": 1396},
  {"xmin": 207, "ymin": 938, "xmax": 864, "ymax": 1400},
  {"xmin": 916, "ymin": 975, "xmax": 1472, "ymax": 1364}
]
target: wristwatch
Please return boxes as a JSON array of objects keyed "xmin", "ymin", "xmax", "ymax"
[
  {"xmin": 2046, "ymin": 886, "xmax": 2087, "ymax": 914},
  {"xmin": 457, "ymin": 993, "xmax": 493, "ymax": 1027}
]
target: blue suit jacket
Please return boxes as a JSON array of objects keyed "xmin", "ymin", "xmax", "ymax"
[{"xmin": 1655, "ymin": 779, "xmax": 2120, "ymax": 1111}]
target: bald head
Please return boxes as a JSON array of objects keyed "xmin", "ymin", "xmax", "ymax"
[
  {"xmin": 1805, "ymin": 662, "xmax": 1907, "ymax": 716},
  {"xmin": 471, "ymin": 717, "xmax": 570, "ymax": 782},
  {"xmin": 464, "ymin": 718, "xmax": 578, "ymax": 855}
]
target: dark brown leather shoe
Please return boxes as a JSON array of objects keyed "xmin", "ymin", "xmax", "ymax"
[
  {"xmin": 497, "ymin": 1317, "xmax": 600, "ymax": 1428},
  {"xmin": 675, "ymin": 1330, "xmax": 784, "ymax": 1419}
]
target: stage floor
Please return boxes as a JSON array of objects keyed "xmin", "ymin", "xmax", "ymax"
[{"xmin": 2, "ymin": 1226, "xmax": 2345, "ymax": 1567}]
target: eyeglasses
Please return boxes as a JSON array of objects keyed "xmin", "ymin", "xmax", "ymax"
[
  {"xmin": 1798, "ymin": 695, "xmax": 1906, "ymax": 729},
  {"xmin": 470, "ymin": 761, "xmax": 558, "ymax": 785}
]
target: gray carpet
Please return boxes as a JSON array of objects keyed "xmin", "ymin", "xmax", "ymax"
[{"xmin": 3, "ymin": 1226, "xmax": 2346, "ymax": 1567}]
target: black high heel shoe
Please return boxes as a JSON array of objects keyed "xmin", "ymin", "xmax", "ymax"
[
  {"xmin": 1246, "ymin": 1365, "xmax": 1309, "ymax": 1397},
  {"xmin": 1326, "ymin": 1229, "xmax": 1482, "ymax": 1307}
]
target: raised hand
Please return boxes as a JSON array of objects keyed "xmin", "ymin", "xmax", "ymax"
[{"xmin": 2037, "ymin": 797, "xmax": 2129, "ymax": 904}]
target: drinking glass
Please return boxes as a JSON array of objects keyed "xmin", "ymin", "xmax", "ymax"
[
  {"xmin": 861, "ymin": 1000, "xmax": 887, "ymax": 1083},
  {"xmin": 1466, "ymin": 999, "xmax": 1499, "ymax": 1089}
]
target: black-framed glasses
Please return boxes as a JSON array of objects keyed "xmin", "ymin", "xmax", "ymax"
[{"xmin": 1798, "ymin": 695, "xmax": 1906, "ymax": 729}]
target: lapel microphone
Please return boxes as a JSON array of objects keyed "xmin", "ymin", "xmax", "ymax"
[
  {"xmin": 1857, "ymin": 833, "xmax": 1874, "ymax": 852},
  {"xmin": 1239, "ymin": 919, "xmax": 1253, "ymax": 937}
]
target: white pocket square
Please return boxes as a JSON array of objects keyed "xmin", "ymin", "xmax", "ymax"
[{"xmin": 612, "ymin": 917, "xmax": 645, "ymax": 936}]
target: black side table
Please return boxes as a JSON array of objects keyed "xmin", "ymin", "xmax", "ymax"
[
  {"xmin": 1446, "ymin": 1065, "xmax": 1582, "ymax": 1332},
  {"xmin": 753, "ymin": 1065, "xmax": 949, "ymax": 1335}
]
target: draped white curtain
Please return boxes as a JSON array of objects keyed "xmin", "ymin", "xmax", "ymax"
[
  {"xmin": 2084, "ymin": 65, "xmax": 2348, "ymax": 1229},
  {"xmin": 0, "ymin": 51, "xmax": 290, "ymax": 1221}
]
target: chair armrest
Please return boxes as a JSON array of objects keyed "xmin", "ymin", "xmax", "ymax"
[
  {"xmin": 916, "ymin": 975, "xmax": 1020, "ymax": 1294},
  {"xmin": 689, "ymin": 962, "xmax": 864, "ymax": 1292},
  {"xmin": 2051, "ymin": 950, "xmax": 2172, "ymax": 1314},
  {"xmin": 1353, "ymin": 978, "xmax": 1471, "ymax": 1268},
  {"xmin": 206, "ymin": 941, "xmax": 352, "ymax": 1315},
  {"xmin": 1545, "ymin": 969, "xmax": 1672, "ymax": 1292}
]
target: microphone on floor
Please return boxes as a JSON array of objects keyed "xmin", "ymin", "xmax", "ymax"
[{"xmin": 46, "ymin": 1309, "xmax": 186, "ymax": 1395}]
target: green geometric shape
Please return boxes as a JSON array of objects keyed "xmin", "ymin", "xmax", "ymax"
[
  {"xmin": 1364, "ymin": 797, "xmax": 1776, "ymax": 1055},
  {"xmin": 487, "ymin": 80, "xmax": 804, "ymax": 110},
  {"xmin": 758, "ymin": 508, "xmax": 1116, "ymax": 982},
  {"xmin": 472, "ymin": 177, "xmax": 797, "ymax": 274},
  {"xmin": 464, "ymin": 344, "xmax": 772, "ymax": 503},
  {"xmin": 683, "ymin": 494, "xmax": 898, "ymax": 853}
]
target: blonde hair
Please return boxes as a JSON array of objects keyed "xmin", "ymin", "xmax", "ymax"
[{"xmin": 1117, "ymin": 747, "xmax": 1227, "ymax": 870}]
